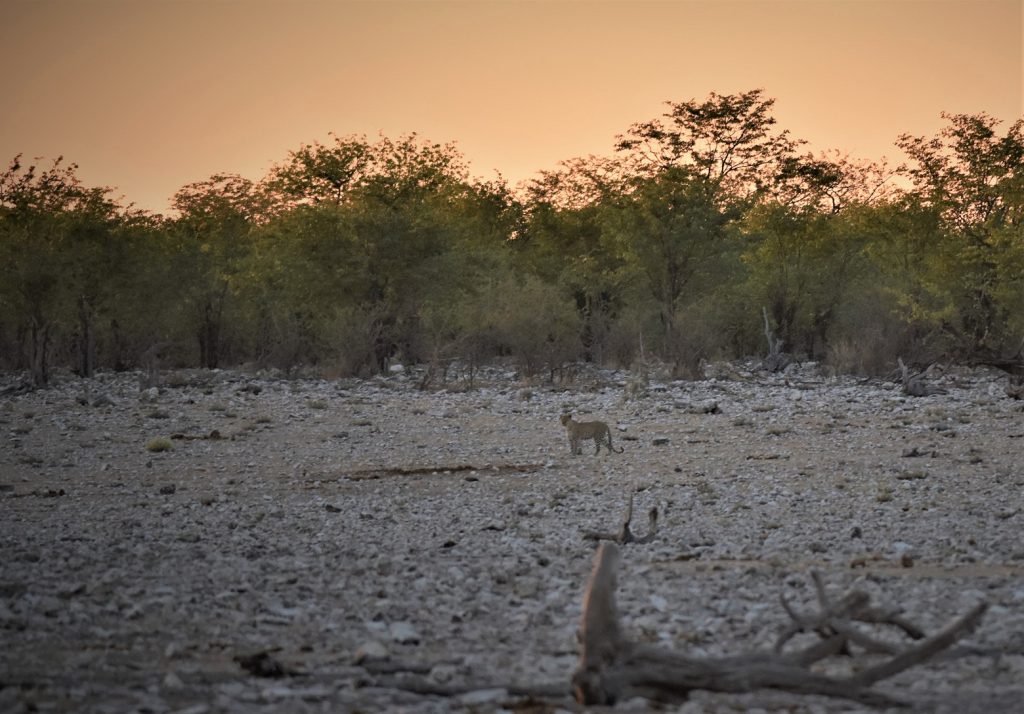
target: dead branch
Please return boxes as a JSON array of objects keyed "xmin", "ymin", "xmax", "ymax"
[
  {"xmin": 0, "ymin": 379, "xmax": 35, "ymax": 397},
  {"xmin": 897, "ymin": 357, "xmax": 947, "ymax": 397},
  {"xmin": 775, "ymin": 570, "xmax": 925, "ymax": 657},
  {"xmin": 582, "ymin": 493, "xmax": 658, "ymax": 545},
  {"xmin": 572, "ymin": 543, "xmax": 987, "ymax": 708},
  {"xmin": 170, "ymin": 429, "xmax": 224, "ymax": 441},
  {"xmin": 234, "ymin": 650, "xmax": 298, "ymax": 678},
  {"xmin": 850, "ymin": 601, "xmax": 988, "ymax": 687},
  {"xmin": 343, "ymin": 463, "xmax": 543, "ymax": 481},
  {"xmin": 417, "ymin": 357, "xmax": 456, "ymax": 391},
  {"xmin": 761, "ymin": 307, "xmax": 792, "ymax": 373},
  {"xmin": 139, "ymin": 340, "xmax": 177, "ymax": 390}
]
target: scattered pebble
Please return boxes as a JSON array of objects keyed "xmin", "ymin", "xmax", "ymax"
[{"xmin": 1, "ymin": 362, "xmax": 1022, "ymax": 711}]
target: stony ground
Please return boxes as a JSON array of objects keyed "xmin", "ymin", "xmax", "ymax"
[{"xmin": 2, "ymin": 361, "xmax": 1023, "ymax": 714}]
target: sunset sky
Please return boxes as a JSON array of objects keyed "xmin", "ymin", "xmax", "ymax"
[{"xmin": 1, "ymin": 0, "xmax": 1021, "ymax": 214}]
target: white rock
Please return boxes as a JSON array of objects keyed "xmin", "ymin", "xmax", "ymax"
[
  {"xmin": 170, "ymin": 705, "xmax": 209, "ymax": 714},
  {"xmin": 429, "ymin": 663, "xmax": 458, "ymax": 684},
  {"xmin": 388, "ymin": 621, "xmax": 420, "ymax": 644},
  {"xmin": 352, "ymin": 640, "xmax": 388, "ymax": 663},
  {"xmin": 458, "ymin": 688, "xmax": 507, "ymax": 705},
  {"xmin": 162, "ymin": 671, "xmax": 184, "ymax": 690}
]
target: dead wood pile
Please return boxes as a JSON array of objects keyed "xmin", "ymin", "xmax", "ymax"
[{"xmin": 897, "ymin": 358, "xmax": 947, "ymax": 397}]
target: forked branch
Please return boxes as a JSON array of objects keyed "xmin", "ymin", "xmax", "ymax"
[
  {"xmin": 582, "ymin": 493, "xmax": 658, "ymax": 545},
  {"xmin": 572, "ymin": 543, "xmax": 987, "ymax": 708}
]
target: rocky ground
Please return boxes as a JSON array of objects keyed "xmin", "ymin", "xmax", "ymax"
[{"xmin": 2, "ymin": 361, "xmax": 1023, "ymax": 714}]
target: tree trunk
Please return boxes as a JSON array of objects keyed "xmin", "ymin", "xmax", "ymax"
[
  {"xmin": 77, "ymin": 296, "xmax": 96, "ymax": 378},
  {"xmin": 808, "ymin": 306, "xmax": 833, "ymax": 360},
  {"xmin": 254, "ymin": 304, "xmax": 273, "ymax": 368},
  {"xmin": 30, "ymin": 317, "xmax": 50, "ymax": 387},
  {"xmin": 109, "ymin": 319, "xmax": 129, "ymax": 371},
  {"xmin": 198, "ymin": 300, "xmax": 220, "ymax": 369},
  {"xmin": 372, "ymin": 315, "xmax": 395, "ymax": 374}
]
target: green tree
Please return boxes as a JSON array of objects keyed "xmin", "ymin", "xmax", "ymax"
[
  {"xmin": 615, "ymin": 88, "xmax": 801, "ymax": 201},
  {"xmin": 267, "ymin": 133, "xmax": 372, "ymax": 207},
  {"xmin": 606, "ymin": 90, "xmax": 804, "ymax": 370},
  {"xmin": 0, "ymin": 155, "xmax": 126, "ymax": 384},
  {"xmin": 742, "ymin": 153, "xmax": 902, "ymax": 358},
  {"xmin": 607, "ymin": 167, "xmax": 741, "ymax": 361},
  {"xmin": 518, "ymin": 156, "xmax": 628, "ymax": 363},
  {"xmin": 254, "ymin": 133, "xmax": 516, "ymax": 374},
  {"xmin": 101, "ymin": 211, "xmax": 176, "ymax": 371},
  {"xmin": 742, "ymin": 203, "xmax": 873, "ymax": 359},
  {"xmin": 896, "ymin": 112, "xmax": 1024, "ymax": 356},
  {"xmin": 169, "ymin": 173, "xmax": 262, "ymax": 368}
]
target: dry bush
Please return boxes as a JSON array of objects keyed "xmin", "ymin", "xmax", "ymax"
[
  {"xmin": 258, "ymin": 313, "xmax": 320, "ymax": 373},
  {"xmin": 825, "ymin": 322, "xmax": 946, "ymax": 377},
  {"xmin": 826, "ymin": 336, "xmax": 897, "ymax": 377},
  {"xmin": 600, "ymin": 321, "xmax": 640, "ymax": 369},
  {"xmin": 489, "ymin": 276, "xmax": 582, "ymax": 379},
  {"xmin": 665, "ymin": 311, "xmax": 724, "ymax": 380},
  {"xmin": 252, "ymin": 303, "xmax": 399, "ymax": 378},
  {"xmin": 599, "ymin": 303, "xmax": 673, "ymax": 370},
  {"xmin": 145, "ymin": 437, "xmax": 172, "ymax": 452},
  {"xmin": 824, "ymin": 292, "xmax": 946, "ymax": 376}
]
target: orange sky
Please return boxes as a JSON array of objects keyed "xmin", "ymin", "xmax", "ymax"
[{"xmin": 1, "ymin": 0, "xmax": 1021, "ymax": 214}]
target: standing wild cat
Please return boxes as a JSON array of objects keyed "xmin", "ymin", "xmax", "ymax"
[{"xmin": 560, "ymin": 413, "xmax": 624, "ymax": 455}]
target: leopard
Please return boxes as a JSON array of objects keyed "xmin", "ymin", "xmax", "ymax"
[{"xmin": 560, "ymin": 413, "xmax": 624, "ymax": 455}]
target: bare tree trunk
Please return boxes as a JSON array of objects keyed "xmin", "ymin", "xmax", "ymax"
[
  {"xmin": 29, "ymin": 317, "xmax": 50, "ymax": 387},
  {"xmin": 109, "ymin": 319, "xmax": 129, "ymax": 371},
  {"xmin": 77, "ymin": 296, "xmax": 96, "ymax": 378},
  {"xmin": 762, "ymin": 306, "xmax": 791, "ymax": 372},
  {"xmin": 253, "ymin": 304, "xmax": 272, "ymax": 368},
  {"xmin": 139, "ymin": 341, "xmax": 174, "ymax": 390},
  {"xmin": 198, "ymin": 299, "xmax": 221, "ymax": 369}
]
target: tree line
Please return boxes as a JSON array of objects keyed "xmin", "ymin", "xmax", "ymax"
[{"xmin": 2, "ymin": 90, "xmax": 1022, "ymax": 386}]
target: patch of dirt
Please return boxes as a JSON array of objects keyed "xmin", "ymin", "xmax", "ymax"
[{"xmin": 2, "ymin": 361, "xmax": 1023, "ymax": 712}]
